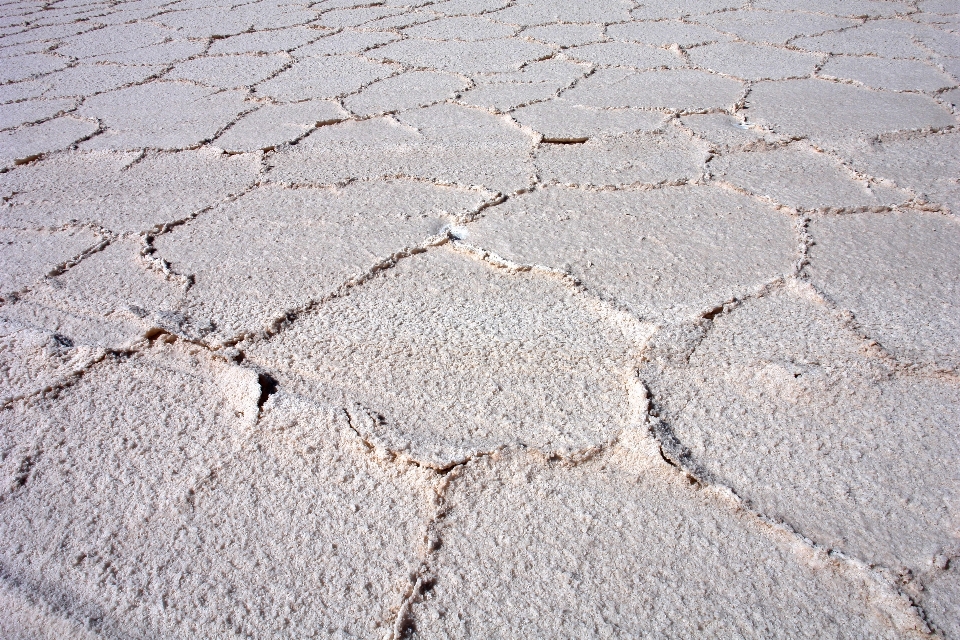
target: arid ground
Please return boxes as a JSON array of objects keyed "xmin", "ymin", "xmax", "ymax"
[{"xmin": 1, "ymin": 0, "xmax": 959, "ymax": 637}]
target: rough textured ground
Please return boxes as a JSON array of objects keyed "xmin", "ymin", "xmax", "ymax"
[{"xmin": 0, "ymin": 0, "xmax": 958, "ymax": 637}]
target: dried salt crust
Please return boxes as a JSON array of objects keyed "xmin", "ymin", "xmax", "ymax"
[{"xmin": 0, "ymin": 0, "xmax": 958, "ymax": 636}]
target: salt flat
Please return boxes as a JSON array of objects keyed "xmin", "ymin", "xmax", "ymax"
[{"xmin": 0, "ymin": 0, "xmax": 958, "ymax": 637}]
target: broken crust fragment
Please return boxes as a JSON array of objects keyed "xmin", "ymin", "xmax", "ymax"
[
  {"xmin": 407, "ymin": 444, "xmax": 926, "ymax": 637},
  {"xmin": 0, "ymin": 342, "xmax": 437, "ymax": 638}
]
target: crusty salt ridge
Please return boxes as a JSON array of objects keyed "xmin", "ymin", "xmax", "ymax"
[{"xmin": 0, "ymin": 0, "xmax": 958, "ymax": 636}]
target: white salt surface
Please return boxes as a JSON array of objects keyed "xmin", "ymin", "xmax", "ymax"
[{"xmin": 0, "ymin": 0, "xmax": 958, "ymax": 636}]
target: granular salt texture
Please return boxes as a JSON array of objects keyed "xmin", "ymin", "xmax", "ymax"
[
  {"xmin": 0, "ymin": 149, "xmax": 260, "ymax": 233},
  {"xmin": 246, "ymin": 247, "xmax": 652, "ymax": 468},
  {"xmin": 407, "ymin": 445, "xmax": 920, "ymax": 637},
  {"xmin": 0, "ymin": 342, "xmax": 437, "ymax": 638},
  {"xmin": 0, "ymin": 0, "xmax": 958, "ymax": 634},
  {"xmin": 642, "ymin": 284, "xmax": 960, "ymax": 577},
  {"xmin": 711, "ymin": 144, "xmax": 906, "ymax": 210},
  {"xmin": 154, "ymin": 181, "xmax": 488, "ymax": 342},
  {"xmin": 269, "ymin": 104, "xmax": 535, "ymax": 192},
  {"xmin": 78, "ymin": 82, "xmax": 249, "ymax": 151},
  {"xmin": 465, "ymin": 185, "xmax": 796, "ymax": 323},
  {"xmin": 535, "ymin": 128, "xmax": 708, "ymax": 188},
  {"xmin": 807, "ymin": 211, "xmax": 960, "ymax": 371}
]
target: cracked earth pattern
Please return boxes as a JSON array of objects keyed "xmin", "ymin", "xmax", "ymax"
[{"xmin": 0, "ymin": 0, "xmax": 958, "ymax": 636}]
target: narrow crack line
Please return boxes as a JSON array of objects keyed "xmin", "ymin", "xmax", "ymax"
[
  {"xmin": 0, "ymin": 231, "xmax": 116, "ymax": 308},
  {"xmin": 230, "ymin": 231, "xmax": 452, "ymax": 347},
  {"xmin": 641, "ymin": 385, "xmax": 936, "ymax": 636},
  {"xmin": 708, "ymin": 175, "xmax": 915, "ymax": 217},
  {"xmin": 790, "ymin": 277, "xmax": 960, "ymax": 381},
  {"xmin": 0, "ymin": 344, "xmax": 133, "ymax": 411}
]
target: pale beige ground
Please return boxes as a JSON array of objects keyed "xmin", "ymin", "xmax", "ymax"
[{"xmin": 0, "ymin": 0, "xmax": 958, "ymax": 637}]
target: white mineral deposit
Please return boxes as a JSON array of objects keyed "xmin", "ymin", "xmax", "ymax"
[{"xmin": 0, "ymin": 0, "xmax": 958, "ymax": 637}]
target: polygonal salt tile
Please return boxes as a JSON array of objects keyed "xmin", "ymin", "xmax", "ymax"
[
  {"xmin": 562, "ymin": 68, "xmax": 744, "ymax": 111},
  {"xmin": 940, "ymin": 88, "xmax": 960, "ymax": 110},
  {"xmin": 208, "ymin": 26, "xmax": 322, "ymax": 54},
  {"xmin": 0, "ymin": 98, "xmax": 74, "ymax": 130},
  {"xmin": 909, "ymin": 23, "xmax": 960, "ymax": 59},
  {"xmin": 711, "ymin": 144, "xmax": 906, "ymax": 210},
  {"xmin": 458, "ymin": 82, "xmax": 561, "ymax": 112},
  {"xmin": 153, "ymin": 181, "xmax": 488, "ymax": 342},
  {"xmin": 167, "ymin": 54, "xmax": 289, "ymax": 89},
  {"xmin": 819, "ymin": 57, "xmax": 956, "ymax": 93},
  {"xmin": 464, "ymin": 185, "xmax": 796, "ymax": 323},
  {"xmin": 85, "ymin": 40, "xmax": 206, "ymax": 66},
  {"xmin": 0, "ymin": 22, "xmax": 95, "ymax": 48},
  {"xmin": 0, "ymin": 343, "xmax": 436, "ymax": 638},
  {"xmin": 0, "ymin": 53, "xmax": 67, "ymax": 83},
  {"xmin": 755, "ymin": 0, "xmax": 912, "ymax": 17},
  {"xmin": 246, "ymin": 246, "xmax": 652, "ymax": 468},
  {"xmin": 78, "ymin": 82, "xmax": 249, "ymax": 151},
  {"xmin": 0, "ymin": 149, "xmax": 259, "ymax": 233},
  {"xmin": 916, "ymin": 564, "xmax": 960, "ymax": 640},
  {"xmin": 1, "ymin": 238, "xmax": 189, "ymax": 349},
  {"xmin": 643, "ymin": 284, "xmax": 960, "ymax": 574},
  {"xmin": 807, "ymin": 210, "xmax": 960, "ymax": 371},
  {"xmin": 473, "ymin": 58, "xmax": 588, "ymax": 86},
  {"xmin": 792, "ymin": 21, "xmax": 929, "ymax": 58},
  {"xmin": 688, "ymin": 42, "xmax": 820, "ymax": 81},
  {"xmin": 293, "ymin": 29, "xmax": 398, "ymax": 56},
  {"xmin": 362, "ymin": 10, "xmax": 439, "ymax": 30},
  {"xmin": 0, "ymin": 117, "xmax": 97, "ymax": 167},
  {"xmin": 694, "ymin": 10, "xmax": 858, "ymax": 45},
  {"xmin": 630, "ymin": 0, "xmax": 742, "ymax": 20},
  {"xmin": 0, "ymin": 318, "xmax": 106, "ymax": 406},
  {"xmin": 536, "ymin": 129, "xmax": 708, "ymax": 188},
  {"xmin": 513, "ymin": 100, "xmax": 666, "ymax": 141},
  {"xmin": 344, "ymin": 71, "xmax": 468, "ymax": 116},
  {"xmin": 0, "ymin": 40, "xmax": 52, "ymax": 60},
  {"xmin": 55, "ymin": 22, "xmax": 177, "ymax": 59},
  {"xmin": 270, "ymin": 104, "xmax": 535, "ymax": 193},
  {"xmin": 157, "ymin": 4, "xmax": 318, "ymax": 38},
  {"xmin": 214, "ymin": 100, "xmax": 346, "ymax": 152},
  {"xmin": 408, "ymin": 447, "xmax": 916, "ymax": 637},
  {"xmin": 520, "ymin": 23, "xmax": 604, "ymax": 47},
  {"xmin": 747, "ymin": 79, "xmax": 955, "ymax": 150},
  {"xmin": 255, "ymin": 56, "xmax": 395, "ymax": 101},
  {"xmin": 488, "ymin": 0, "xmax": 633, "ymax": 25},
  {"xmin": 369, "ymin": 38, "xmax": 552, "ymax": 75},
  {"xmin": 606, "ymin": 20, "xmax": 729, "ymax": 46},
  {"xmin": 315, "ymin": 5, "xmax": 404, "ymax": 28},
  {"xmin": 427, "ymin": 0, "xmax": 510, "ymax": 16},
  {"xmin": 563, "ymin": 42, "xmax": 682, "ymax": 69},
  {"xmin": 919, "ymin": 0, "xmax": 960, "ymax": 12},
  {"xmin": 844, "ymin": 133, "xmax": 960, "ymax": 215},
  {"xmin": 6, "ymin": 63, "xmax": 163, "ymax": 100},
  {"xmin": 0, "ymin": 227, "xmax": 104, "ymax": 297},
  {"xmin": 680, "ymin": 112, "xmax": 784, "ymax": 150},
  {"xmin": 403, "ymin": 15, "xmax": 515, "ymax": 41}
]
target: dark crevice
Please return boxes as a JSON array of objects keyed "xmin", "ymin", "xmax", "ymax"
[
  {"xmin": 541, "ymin": 137, "xmax": 589, "ymax": 144},
  {"xmin": 256, "ymin": 373, "xmax": 278, "ymax": 410}
]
